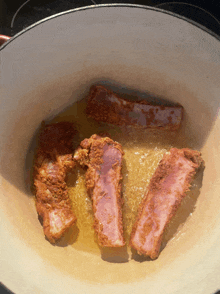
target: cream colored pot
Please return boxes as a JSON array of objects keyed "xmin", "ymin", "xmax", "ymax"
[{"xmin": 0, "ymin": 4, "xmax": 220, "ymax": 294}]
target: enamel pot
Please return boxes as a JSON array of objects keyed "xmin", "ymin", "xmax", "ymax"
[{"xmin": 0, "ymin": 4, "xmax": 220, "ymax": 294}]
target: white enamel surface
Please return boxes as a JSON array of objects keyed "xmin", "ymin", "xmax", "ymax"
[{"xmin": 0, "ymin": 5, "xmax": 220, "ymax": 294}]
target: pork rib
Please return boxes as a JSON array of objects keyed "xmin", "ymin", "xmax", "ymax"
[
  {"xmin": 34, "ymin": 122, "xmax": 77, "ymax": 243},
  {"xmin": 74, "ymin": 135, "xmax": 125, "ymax": 247},
  {"xmin": 130, "ymin": 148, "xmax": 204, "ymax": 259},
  {"xmin": 86, "ymin": 85, "xmax": 183, "ymax": 130}
]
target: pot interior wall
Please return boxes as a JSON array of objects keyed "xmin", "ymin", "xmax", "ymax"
[{"xmin": 0, "ymin": 5, "xmax": 220, "ymax": 294}]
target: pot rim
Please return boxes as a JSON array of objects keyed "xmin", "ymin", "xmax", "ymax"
[{"xmin": 0, "ymin": 3, "xmax": 219, "ymax": 52}]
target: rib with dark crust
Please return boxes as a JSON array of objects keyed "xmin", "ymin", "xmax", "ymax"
[
  {"xmin": 74, "ymin": 134, "xmax": 125, "ymax": 247},
  {"xmin": 34, "ymin": 122, "xmax": 77, "ymax": 243},
  {"xmin": 130, "ymin": 148, "xmax": 204, "ymax": 259},
  {"xmin": 86, "ymin": 85, "xmax": 183, "ymax": 130}
]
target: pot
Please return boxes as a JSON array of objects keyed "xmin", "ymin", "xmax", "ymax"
[{"xmin": 0, "ymin": 4, "xmax": 220, "ymax": 294}]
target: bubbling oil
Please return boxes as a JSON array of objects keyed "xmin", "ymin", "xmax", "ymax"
[{"xmin": 51, "ymin": 97, "xmax": 197, "ymax": 256}]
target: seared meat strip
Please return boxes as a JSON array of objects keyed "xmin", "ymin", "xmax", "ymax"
[
  {"xmin": 34, "ymin": 122, "xmax": 77, "ymax": 243},
  {"xmin": 130, "ymin": 148, "xmax": 204, "ymax": 259},
  {"xmin": 86, "ymin": 85, "xmax": 183, "ymax": 130},
  {"xmin": 74, "ymin": 135, "xmax": 125, "ymax": 247}
]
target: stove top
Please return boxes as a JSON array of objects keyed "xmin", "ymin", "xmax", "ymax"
[{"xmin": 1, "ymin": 0, "xmax": 220, "ymax": 37}]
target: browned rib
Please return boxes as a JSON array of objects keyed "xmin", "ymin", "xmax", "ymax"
[
  {"xmin": 34, "ymin": 122, "xmax": 77, "ymax": 243},
  {"xmin": 130, "ymin": 148, "xmax": 204, "ymax": 259},
  {"xmin": 74, "ymin": 135, "xmax": 125, "ymax": 247},
  {"xmin": 86, "ymin": 85, "xmax": 183, "ymax": 130}
]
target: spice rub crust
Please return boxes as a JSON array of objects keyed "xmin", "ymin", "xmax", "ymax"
[
  {"xmin": 75, "ymin": 134, "xmax": 125, "ymax": 247},
  {"xmin": 34, "ymin": 122, "xmax": 77, "ymax": 243},
  {"xmin": 130, "ymin": 148, "xmax": 204, "ymax": 259},
  {"xmin": 86, "ymin": 85, "xmax": 183, "ymax": 130}
]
